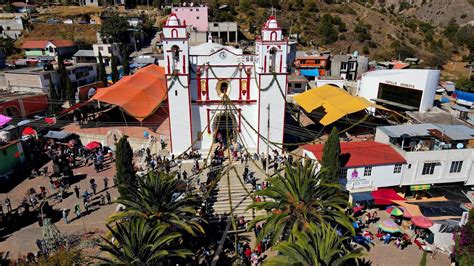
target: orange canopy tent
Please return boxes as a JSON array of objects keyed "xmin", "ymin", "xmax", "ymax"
[{"xmin": 91, "ymin": 64, "xmax": 167, "ymax": 121}]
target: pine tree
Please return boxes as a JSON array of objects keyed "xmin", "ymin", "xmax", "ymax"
[
  {"xmin": 122, "ymin": 47, "xmax": 130, "ymax": 76},
  {"xmin": 48, "ymin": 82, "xmax": 59, "ymax": 114},
  {"xmin": 97, "ymin": 52, "xmax": 108, "ymax": 87},
  {"xmin": 321, "ymin": 127, "xmax": 341, "ymax": 184},
  {"xmin": 65, "ymin": 75, "xmax": 76, "ymax": 106},
  {"xmin": 115, "ymin": 136, "xmax": 136, "ymax": 194},
  {"xmin": 111, "ymin": 54, "xmax": 119, "ymax": 83},
  {"xmin": 57, "ymin": 55, "xmax": 67, "ymax": 99}
]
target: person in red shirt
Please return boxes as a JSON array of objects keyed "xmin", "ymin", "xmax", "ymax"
[{"xmin": 244, "ymin": 247, "xmax": 252, "ymax": 258}]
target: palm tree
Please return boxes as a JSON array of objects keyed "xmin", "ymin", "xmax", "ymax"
[
  {"xmin": 109, "ymin": 170, "xmax": 204, "ymax": 236},
  {"xmin": 97, "ymin": 219, "xmax": 192, "ymax": 265},
  {"xmin": 248, "ymin": 160, "xmax": 353, "ymax": 246},
  {"xmin": 264, "ymin": 222, "xmax": 365, "ymax": 266}
]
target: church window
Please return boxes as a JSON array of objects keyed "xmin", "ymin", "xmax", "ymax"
[
  {"xmin": 175, "ymin": 90, "xmax": 178, "ymax": 96},
  {"xmin": 171, "ymin": 45, "xmax": 180, "ymax": 62},
  {"xmin": 269, "ymin": 47, "xmax": 277, "ymax": 72},
  {"xmin": 216, "ymin": 81, "xmax": 230, "ymax": 98}
]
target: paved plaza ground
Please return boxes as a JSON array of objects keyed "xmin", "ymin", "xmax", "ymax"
[{"xmin": 0, "ymin": 156, "xmax": 452, "ymax": 265}]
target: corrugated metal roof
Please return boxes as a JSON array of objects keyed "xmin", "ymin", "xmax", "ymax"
[
  {"xmin": 378, "ymin": 123, "xmax": 474, "ymax": 141},
  {"xmin": 73, "ymin": 50, "xmax": 95, "ymax": 57}
]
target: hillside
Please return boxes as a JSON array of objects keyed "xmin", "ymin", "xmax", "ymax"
[{"xmin": 17, "ymin": 23, "xmax": 99, "ymax": 48}]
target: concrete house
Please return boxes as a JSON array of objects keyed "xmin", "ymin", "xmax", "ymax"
[
  {"xmin": 22, "ymin": 40, "xmax": 77, "ymax": 61},
  {"xmin": 0, "ymin": 13, "xmax": 25, "ymax": 40}
]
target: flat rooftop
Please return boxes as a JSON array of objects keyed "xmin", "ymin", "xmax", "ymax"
[
  {"xmin": 378, "ymin": 123, "xmax": 474, "ymax": 141},
  {"xmin": 0, "ymin": 90, "xmax": 45, "ymax": 103}
]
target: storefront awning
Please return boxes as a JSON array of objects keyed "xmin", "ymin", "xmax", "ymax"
[
  {"xmin": 351, "ymin": 191, "xmax": 374, "ymax": 203},
  {"xmin": 371, "ymin": 188, "xmax": 405, "ymax": 205}
]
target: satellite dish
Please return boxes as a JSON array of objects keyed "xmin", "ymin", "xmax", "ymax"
[{"xmin": 456, "ymin": 143, "xmax": 464, "ymax": 149}]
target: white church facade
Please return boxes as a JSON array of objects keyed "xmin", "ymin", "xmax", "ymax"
[{"xmin": 160, "ymin": 13, "xmax": 287, "ymax": 154}]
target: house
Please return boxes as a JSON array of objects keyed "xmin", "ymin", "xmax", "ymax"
[
  {"xmin": 11, "ymin": 2, "xmax": 36, "ymax": 13},
  {"xmin": 73, "ymin": 50, "xmax": 96, "ymax": 64},
  {"xmin": 357, "ymin": 69, "xmax": 440, "ymax": 113},
  {"xmin": 173, "ymin": 5, "xmax": 208, "ymax": 44},
  {"xmin": 375, "ymin": 123, "xmax": 474, "ymax": 186},
  {"xmin": 303, "ymin": 141, "xmax": 406, "ymax": 192},
  {"xmin": 0, "ymin": 13, "xmax": 25, "ymax": 40},
  {"xmin": 22, "ymin": 40, "xmax": 77, "ymax": 61},
  {"xmin": 287, "ymin": 75, "xmax": 309, "ymax": 94},
  {"xmin": 0, "ymin": 91, "xmax": 48, "ymax": 118},
  {"xmin": 209, "ymin": 22, "xmax": 238, "ymax": 45},
  {"xmin": 330, "ymin": 54, "xmax": 368, "ymax": 80},
  {"xmin": 4, "ymin": 63, "xmax": 98, "ymax": 94},
  {"xmin": 0, "ymin": 140, "xmax": 25, "ymax": 182},
  {"xmin": 77, "ymin": 0, "xmax": 99, "ymax": 7},
  {"xmin": 93, "ymin": 43, "xmax": 121, "ymax": 66},
  {"xmin": 294, "ymin": 53, "xmax": 330, "ymax": 80},
  {"xmin": 126, "ymin": 15, "xmax": 144, "ymax": 27},
  {"xmin": 158, "ymin": 14, "xmax": 287, "ymax": 154}
]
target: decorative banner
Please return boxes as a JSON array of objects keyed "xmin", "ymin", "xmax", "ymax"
[
  {"xmin": 351, "ymin": 169, "xmax": 359, "ymax": 179},
  {"xmin": 410, "ymin": 184, "xmax": 431, "ymax": 191},
  {"xmin": 241, "ymin": 80, "xmax": 247, "ymax": 95},
  {"xmin": 201, "ymin": 80, "xmax": 207, "ymax": 95}
]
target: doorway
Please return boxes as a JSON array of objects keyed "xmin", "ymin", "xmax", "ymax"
[{"xmin": 213, "ymin": 112, "xmax": 237, "ymax": 145}]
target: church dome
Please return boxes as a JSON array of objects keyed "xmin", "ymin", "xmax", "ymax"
[
  {"xmin": 264, "ymin": 16, "xmax": 279, "ymax": 29},
  {"xmin": 166, "ymin": 13, "xmax": 180, "ymax": 27}
]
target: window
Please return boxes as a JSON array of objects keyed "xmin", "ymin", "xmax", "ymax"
[
  {"xmin": 408, "ymin": 164, "xmax": 411, "ymax": 169},
  {"xmin": 190, "ymin": 8, "xmax": 193, "ymax": 11},
  {"xmin": 196, "ymin": 8, "xmax": 199, "ymax": 11},
  {"xmin": 339, "ymin": 168, "xmax": 348, "ymax": 178},
  {"xmin": 315, "ymin": 59, "xmax": 320, "ymax": 64},
  {"xmin": 171, "ymin": 45, "xmax": 180, "ymax": 62},
  {"xmin": 341, "ymin": 62, "xmax": 348, "ymax": 71},
  {"xmin": 294, "ymin": 83, "xmax": 302, "ymax": 89},
  {"xmin": 269, "ymin": 47, "xmax": 277, "ymax": 72},
  {"xmin": 450, "ymin": 161, "xmax": 463, "ymax": 173},
  {"xmin": 99, "ymin": 46, "xmax": 103, "ymax": 51},
  {"xmin": 197, "ymin": 16, "xmax": 199, "ymax": 19},
  {"xmin": 350, "ymin": 62, "xmax": 357, "ymax": 70},
  {"xmin": 393, "ymin": 164, "xmax": 402, "ymax": 173},
  {"xmin": 108, "ymin": 47, "xmax": 111, "ymax": 54},
  {"xmin": 364, "ymin": 166, "xmax": 372, "ymax": 176},
  {"xmin": 214, "ymin": 23, "xmax": 219, "ymax": 27},
  {"xmin": 174, "ymin": 90, "xmax": 177, "ymax": 96},
  {"xmin": 6, "ymin": 26, "xmax": 10, "ymax": 30},
  {"xmin": 422, "ymin": 163, "xmax": 437, "ymax": 175}
]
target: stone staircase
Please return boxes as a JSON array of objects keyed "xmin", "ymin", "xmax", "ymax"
[{"xmin": 208, "ymin": 171, "xmax": 266, "ymax": 223}]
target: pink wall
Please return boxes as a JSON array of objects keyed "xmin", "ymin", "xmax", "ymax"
[{"xmin": 173, "ymin": 5, "xmax": 208, "ymax": 32}]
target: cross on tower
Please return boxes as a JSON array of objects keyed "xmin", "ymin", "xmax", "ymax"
[{"xmin": 271, "ymin": 6, "xmax": 275, "ymax": 17}]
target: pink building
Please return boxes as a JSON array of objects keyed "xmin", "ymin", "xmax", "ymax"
[{"xmin": 173, "ymin": 5, "xmax": 208, "ymax": 32}]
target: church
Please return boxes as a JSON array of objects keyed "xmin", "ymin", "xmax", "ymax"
[{"xmin": 160, "ymin": 13, "xmax": 288, "ymax": 154}]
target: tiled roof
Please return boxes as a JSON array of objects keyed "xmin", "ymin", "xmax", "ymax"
[
  {"xmin": 303, "ymin": 141, "xmax": 406, "ymax": 168},
  {"xmin": 22, "ymin": 40, "xmax": 75, "ymax": 49}
]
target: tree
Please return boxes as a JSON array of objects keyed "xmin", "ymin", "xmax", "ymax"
[
  {"xmin": 122, "ymin": 47, "xmax": 130, "ymax": 76},
  {"xmin": 316, "ymin": 14, "xmax": 338, "ymax": 44},
  {"xmin": 97, "ymin": 219, "xmax": 192, "ymax": 265},
  {"xmin": 97, "ymin": 52, "xmax": 108, "ymax": 87},
  {"xmin": 456, "ymin": 25, "xmax": 474, "ymax": 54},
  {"xmin": 248, "ymin": 161, "xmax": 353, "ymax": 247},
  {"xmin": 321, "ymin": 127, "xmax": 341, "ymax": 184},
  {"xmin": 456, "ymin": 77, "xmax": 474, "ymax": 92},
  {"xmin": 444, "ymin": 18, "xmax": 459, "ymax": 42},
  {"xmin": 111, "ymin": 54, "xmax": 119, "ymax": 83},
  {"xmin": 109, "ymin": 170, "xmax": 204, "ymax": 236},
  {"xmin": 115, "ymin": 136, "xmax": 135, "ymax": 193},
  {"xmin": 3, "ymin": 0, "xmax": 14, "ymax": 13},
  {"xmin": 57, "ymin": 55, "xmax": 67, "ymax": 99},
  {"xmin": 65, "ymin": 75, "xmax": 76, "ymax": 106},
  {"xmin": 265, "ymin": 222, "xmax": 364, "ymax": 266},
  {"xmin": 0, "ymin": 37, "xmax": 17, "ymax": 56},
  {"xmin": 100, "ymin": 12, "xmax": 130, "ymax": 44},
  {"xmin": 454, "ymin": 209, "xmax": 474, "ymax": 265},
  {"xmin": 48, "ymin": 82, "xmax": 60, "ymax": 114}
]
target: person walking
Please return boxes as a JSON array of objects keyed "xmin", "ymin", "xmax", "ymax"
[
  {"xmin": 74, "ymin": 186, "xmax": 80, "ymax": 199},
  {"xmin": 100, "ymin": 194, "xmax": 105, "ymax": 206},
  {"xmin": 74, "ymin": 203, "xmax": 81, "ymax": 218},
  {"xmin": 91, "ymin": 182, "xmax": 97, "ymax": 195},
  {"xmin": 103, "ymin": 176, "xmax": 109, "ymax": 190},
  {"xmin": 62, "ymin": 209, "xmax": 69, "ymax": 224},
  {"xmin": 5, "ymin": 198, "xmax": 12, "ymax": 213},
  {"xmin": 105, "ymin": 191, "xmax": 111, "ymax": 204}
]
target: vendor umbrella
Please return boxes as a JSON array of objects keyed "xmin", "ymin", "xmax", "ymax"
[
  {"xmin": 399, "ymin": 206, "xmax": 412, "ymax": 218},
  {"xmin": 386, "ymin": 206, "xmax": 404, "ymax": 216},
  {"xmin": 0, "ymin": 114, "xmax": 12, "ymax": 127},
  {"xmin": 22, "ymin": 127, "xmax": 37, "ymax": 136},
  {"xmin": 85, "ymin": 141, "xmax": 101, "ymax": 150},
  {"xmin": 378, "ymin": 220, "xmax": 400, "ymax": 233},
  {"xmin": 411, "ymin": 216, "xmax": 433, "ymax": 229}
]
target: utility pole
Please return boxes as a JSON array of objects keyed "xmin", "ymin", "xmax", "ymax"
[{"xmin": 265, "ymin": 104, "xmax": 270, "ymax": 175}]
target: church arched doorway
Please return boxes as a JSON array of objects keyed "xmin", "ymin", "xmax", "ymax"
[{"xmin": 213, "ymin": 112, "xmax": 237, "ymax": 145}]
